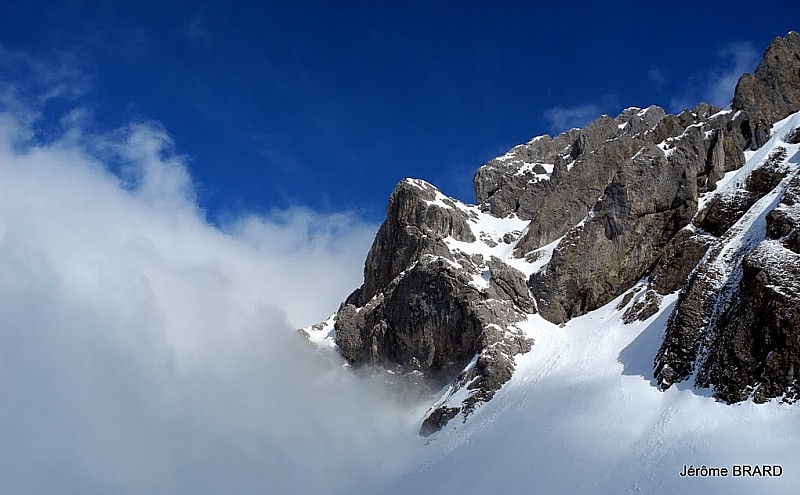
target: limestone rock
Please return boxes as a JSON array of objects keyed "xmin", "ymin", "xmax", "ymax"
[
  {"xmin": 356, "ymin": 179, "xmax": 474, "ymax": 306},
  {"xmin": 732, "ymin": 31, "xmax": 800, "ymax": 125},
  {"xmin": 693, "ymin": 170, "xmax": 800, "ymax": 403},
  {"xmin": 328, "ymin": 178, "xmax": 535, "ymax": 434},
  {"xmin": 530, "ymin": 139, "xmax": 700, "ymax": 323},
  {"xmin": 696, "ymin": 146, "xmax": 791, "ymax": 236},
  {"xmin": 622, "ymin": 290, "xmax": 662, "ymax": 324},
  {"xmin": 696, "ymin": 242, "xmax": 800, "ymax": 404},
  {"xmin": 473, "ymin": 130, "xmax": 579, "ymax": 215},
  {"xmin": 649, "ymin": 229, "xmax": 712, "ymax": 295},
  {"xmin": 304, "ymin": 31, "xmax": 800, "ymax": 438},
  {"xmin": 655, "ymin": 152, "xmax": 800, "ymax": 394},
  {"xmin": 419, "ymin": 406, "xmax": 460, "ymax": 436}
]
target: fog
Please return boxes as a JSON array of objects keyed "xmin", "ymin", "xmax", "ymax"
[{"xmin": 0, "ymin": 106, "xmax": 425, "ymax": 493}]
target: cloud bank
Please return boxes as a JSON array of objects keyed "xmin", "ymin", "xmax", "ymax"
[{"xmin": 0, "ymin": 103, "xmax": 423, "ymax": 494}]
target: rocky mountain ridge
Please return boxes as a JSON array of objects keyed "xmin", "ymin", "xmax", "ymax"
[{"xmin": 304, "ymin": 31, "xmax": 800, "ymax": 434}]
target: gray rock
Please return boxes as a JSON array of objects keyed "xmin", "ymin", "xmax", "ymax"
[
  {"xmin": 622, "ymin": 290, "xmax": 662, "ymax": 324},
  {"xmin": 357, "ymin": 179, "xmax": 474, "ymax": 306},
  {"xmin": 420, "ymin": 406, "xmax": 461, "ymax": 436},
  {"xmin": 696, "ymin": 242, "xmax": 800, "ymax": 404},
  {"xmin": 786, "ymin": 126, "xmax": 800, "ymax": 145},
  {"xmin": 649, "ymin": 229, "xmax": 711, "ymax": 295},
  {"xmin": 337, "ymin": 259, "xmax": 485, "ymax": 381},
  {"xmin": 569, "ymin": 115, "xmax": 618, "ymax": 158},
  {"xmin": 615, "ymin": 287, "xmax": 640, "ymax": 311},
  {"xmin": 473, "ymin": 108, "xmax": 674, "ymax": 225},
  {"xmin": 653, "ymin": 261, "xmax": 719, "ymax": 390},
  {"xmin": 698, "ymin": 172, "xmax": 800, "ymax": 403},
  {"xmin": 330, "ymin": 179, "xmax": 535, "ymax": 434},
  {"xmin": 655, "ymin": 163, "xmax": 800, "ymax": 394},
  {"xmin": 733, "ymin": 32, "xmax": 800, "ymax": 125},
  {"xmin": 514, "ymin": 135, "xmax": 644, "ymax": 254},
  {"xmin": 530, "ymin": 140, "xmax": 700, "ymax": 323},
  {"xmin": 473, "ymin": 129, "xmax": 580, "ymax": 214},
  {"xmin": 615, "ymin": 105, "xmax": 668, "ymax": 137},
  {"xmin": 691, "ymin": 170, "xmax": 800, "ymax": 402},
  {"xmin": 485, "ymin": 257, "xmax": 536, "ymax": 313},
  {"xmin": 308, "ymin": 31, "xmax": 800, "ymax": 438}
]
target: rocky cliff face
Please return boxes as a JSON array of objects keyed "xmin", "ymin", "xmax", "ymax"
[
  {"xmin": 306, "ymin": 179, "xmax": 537, "ymax": 434},
  {"xmin": 303, "ymin": 32, "xmax": 800, "ymax": 434}
]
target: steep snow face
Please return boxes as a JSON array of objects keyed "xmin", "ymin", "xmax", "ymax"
[{"xmin": 388, "ymin": 293, "xmax": 800, "ymax": 494}]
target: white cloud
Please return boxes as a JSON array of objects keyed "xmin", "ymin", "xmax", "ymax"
[
  {"xmin": 670, "ymin": 41, "xmax": 760, "ymax": 112},
  {"xmin": 706, "ymin": 42, "xmax": 760, "ymax": 108},
  {"xmin": 0, "ymin": 43, "xmax": 92, "ymax": 106},
  {"xmin": 543, "ymin": 95, "xmax": 620, "ymax": 134},
  {"xmin": 647, "ymin": 66, "xmax": 665, "ymax": 90},
  {"xmin": 543, "ymin": 103, "xmax": 601, "ymax": 134},
  {"xmin": 0, "ymin": 99, "xmax": 424, "ymax": 493}
]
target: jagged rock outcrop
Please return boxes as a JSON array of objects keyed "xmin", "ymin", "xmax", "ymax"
[
  {"xmin": 348, "ymin": 180, "xmax": 475, "ymax": 307},
  {"xmin": 316, "ymin": 178, "xmax": 535, "ymax": 435},
  {"xmin": 732, "ymin": 31, "xmax": 800, "ymax": 125},
  {"xmin": 529, "ymin": 139, "xmax": 700, "ymax": 323},
  {"xmin": 649, "ymin": 229, "xmax": 711, "ymax": 295},
  {"xmin": 525, "ymin": 105, "xmax": 758, "ymax": 323},
  {"xmin": 473, "ymin": 130, "xmax": 580, "ymax": 216},
  {"xmin": 697, "ymin": 241, "xmax": 800, "ymax": 404},
  {"xmin": 620, "ymin": 289, "xmax": 663, "ymax": 323},
  {"xmin": 696, "ymin": 147, "xmax": 791, "ymax": 235}
]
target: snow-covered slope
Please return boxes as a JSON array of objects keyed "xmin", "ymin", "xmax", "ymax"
[{"xmin": 388, "ymin": 292, "xmax": 800, "ymax": 494}]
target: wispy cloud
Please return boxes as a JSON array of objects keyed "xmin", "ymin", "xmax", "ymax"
[
  {"xmin": 647, "ymin": 66, "xmax": 665, "ymax": 90},
  {"xmin": 182, "ymin": 14, "xmax": 211, "ymax": 43},
  {"xmin": 0, "ymin": 43, "xmax": 92, "ymax": 106},
  {"xmin": 543, "ymin": 95, "xmax": 619, "ymax": 134},
  {"xmin": 543, "ymin": 103, "xmax": 601, "ymax": 133},
  {"xmin": 705, "ymin": 42, "xmax": 760, "ymax": 108},
  {"xmin": 670, "ymin": 41, "xmax": 760, "ymax": 112}
]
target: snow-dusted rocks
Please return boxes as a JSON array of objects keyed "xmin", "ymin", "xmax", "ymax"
[
  {"xmin": 307, "ymin": 178, "xmax": 536, "ymax": 434},
  {"xmin": 657, "ymin": 112, "xmax": 800, "ymax": 401}
]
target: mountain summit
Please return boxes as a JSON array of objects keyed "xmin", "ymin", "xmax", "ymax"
[{"xmin": 305, "ymin": 32, "xmax": 800, "ymax": 435}]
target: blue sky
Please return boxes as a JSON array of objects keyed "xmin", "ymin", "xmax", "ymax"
[{"xmin": 1, "ymin": 1, "xmax": 798, "ymax": 223}]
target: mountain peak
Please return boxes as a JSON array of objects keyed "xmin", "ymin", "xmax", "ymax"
[{"xmin": 304, "ymin": 31, "xmax": 800, "ymax": 434}]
